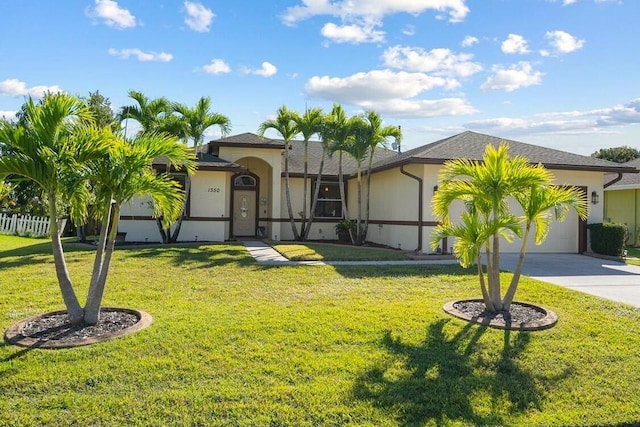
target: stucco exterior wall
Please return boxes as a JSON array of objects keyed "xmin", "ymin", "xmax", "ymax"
[{"xmin": 605, "ymin": 188, "xmax": 640, "ymax": 246}]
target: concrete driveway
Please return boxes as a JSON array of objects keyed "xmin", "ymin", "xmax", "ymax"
[{"xmin": 498, "ymin": 253, "xmax": 640, "ymax": 307}]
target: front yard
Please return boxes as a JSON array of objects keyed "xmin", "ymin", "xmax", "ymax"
[{"xmin": 1, "ymin": 235, "xmax": 640, "ymax": 426}]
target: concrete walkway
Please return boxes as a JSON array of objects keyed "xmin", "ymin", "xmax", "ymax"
[
  {"xmin": 241, "ymin": 240, "xmax": 458, "ymax": 266},
  {"xmin": 242, "ymin": 241, "xmax": 640, "ymax": 307}
]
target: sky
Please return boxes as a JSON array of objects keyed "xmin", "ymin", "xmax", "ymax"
[{"xmin": 0, "ymin": 0, "xmax": 639, "ymax": 156}]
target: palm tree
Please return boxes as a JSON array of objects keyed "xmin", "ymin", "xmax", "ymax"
[
  {"xmin": 431, "ymin": 144, "xmax": 571, "ymax": 312},
  {"xmin": 258, "ymin": 106, "xmax": 300, "ymax": 240},
  {"xmin": 325, "ymin": 105, "xmax": 358, "ymax": 244},
  {"xmin": 304, "ymin": 112, "xmax": 332, "ymax": 241},
  {"xmin": 293, "ymin": 107, "xmax": 323, "ymax": 239},
  {"xmin": 360, "ymin": 112, "xmax": 402, "ymax": 243},
  {"xmin": 344, "ymin": 117, "xmax": 369, "ymax": 245},
  {"xmin": 0, "ymin": 93, "xmax": 110, "ymax": 323},
  {"xmin": 84, "ymin": 131, "xmax": 196, "ymax": 324},
  {"xmin": 164, "ymin": 97, "xmax": 231, "ymax": 242}
]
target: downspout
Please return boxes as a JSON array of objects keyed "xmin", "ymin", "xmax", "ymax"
[
  {"xmin": 400, "ymin": 164, "xmax": 423, "ymax": 252},
  {"xmin": 604, "ymin": 173, "xmax": 623, "ymax": 189}
]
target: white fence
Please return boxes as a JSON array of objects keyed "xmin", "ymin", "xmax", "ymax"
[{"xmin": 0, "ymin": 213, "xmax": 51, "ymax": 237}]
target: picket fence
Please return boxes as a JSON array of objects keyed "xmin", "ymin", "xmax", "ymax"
[{"xmin": 0, "ymin": 213, "xmax": 51, "ymax": 237}]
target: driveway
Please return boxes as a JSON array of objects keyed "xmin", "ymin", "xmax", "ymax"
[{"xmin": 498, "ymin": 253, "xmax": 640, "ymax": 307}]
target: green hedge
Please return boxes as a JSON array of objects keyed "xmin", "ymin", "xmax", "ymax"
[{"xmin": 588, "ymin": 223, "xmax": 626, "ymax": 256}]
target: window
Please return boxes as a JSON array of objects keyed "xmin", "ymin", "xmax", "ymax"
[
  {"xmin": 234, "ymin": 175, "xmax": 257, "ymax": 187},
  {"xmin": 314, "ymin": 181, "xmax": 343, "ymax": 218}
]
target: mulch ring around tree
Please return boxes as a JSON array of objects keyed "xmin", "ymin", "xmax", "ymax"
[
  {"xmin": 4, "ymin": 308, "xmax": 153, "ymax": 349},
  {"xmin": 443, "ymin": 299, "xmax": 558, "ymax": 331}
]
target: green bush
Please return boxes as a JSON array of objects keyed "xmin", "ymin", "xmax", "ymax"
[{"xmin": 588, "ymin": 223, "xmax": 626, "ymax": 256}]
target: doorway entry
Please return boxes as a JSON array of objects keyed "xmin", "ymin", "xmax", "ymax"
[{"xmin": 232, "ymin": 173, "xmax": 259, "ymax": 237}]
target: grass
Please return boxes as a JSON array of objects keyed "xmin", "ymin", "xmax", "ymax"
[
  {"xmin": 1, "ymin": 235, "xmax": 640, "ymax": 426},
  {"xmin": 271, "ymin": 242, "xmax": 410, "ymax": 261}
]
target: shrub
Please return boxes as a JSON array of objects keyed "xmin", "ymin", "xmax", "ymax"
[{"xmin": 588, "ymin": 223, "xmax": 626, "ymax": 256}]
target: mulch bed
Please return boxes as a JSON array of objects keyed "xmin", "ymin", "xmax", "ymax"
[
  {"xmin": 444, "ymin": 299, "xmax": 558, "ymax": 331},
  {"xmin": 4, "ymin": 308, "xmax": 152, "ymax": 349}
]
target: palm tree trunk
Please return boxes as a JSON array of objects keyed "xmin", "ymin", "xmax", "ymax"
[
  {"xmin": 477, "ymin": 255, "xmax": 493, "ymax": 310},
  {"xmin": 337, "ymin": 150, "xmax": 353, "ymax": 244},
  {"xmin": 502, "ymin": 224, "xmax": 531, "ymax": 311},
  {"xmin": 283, "ymin": 143, "xmax": 300, "ymax": 241},
  {"xmin": 84, "ymin": 204, "xmax": 121, "ymax": 325},
  {"xmin": 363, "ymin": 152, "xmax": 374, "ymax": 244},
  {"xmin": 48, "ymin": 193, "xmax": 83, "ymax": 323},
  {"xmin": 490, "ymin": 233, "xmax": 503, "ymax": 311},
  {"xmin": 300, "ymin": 142, "xmax": 309, "ymax": 239},
  {"xmin": 169, "ymin": 176, "xmax": 190, "ymax": 243},
  {"xmin": 88, "ymin": 199, "xmax": 112, "ymax": 297},
  {"xmin": 356, "ymin": 167, "xmax": 362, "ymax": 245},
  {"xmin": 304, "ymin": 148, "xmax": 326, "ymax": 241}
]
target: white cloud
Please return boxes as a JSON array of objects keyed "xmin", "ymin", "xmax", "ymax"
[
  {"xmin": 461, "ymin": 35, "xmax": 478, "ymax": 47},
  {"xmin": 201, "ymin": 59, "xmax": 231, "ymax": 74},
  {"xmin": 281, "ymin": 0, "xmax": 470, "ymax": 25},
  {"xmin": 462, "ymin": 98, "xmax": 640, "ymax": 137},
  {"xmin": 305, "ymin": 69, "xmax": 475, "ymax": 117},
  {"xmin": 563, "ymin": 0, "xmax": 577, "ymax": 5},
  {"xmin": 242, "ymin": 62, "xmax": 278, "ymax": 77},
  {"xmin": 481, "ymin": 62, "xmax": 543, "ymax": 92},
  {"xmin": 0, "ymin": 78, "xmax": 63, "ymax": 98},
  {"xmin": 545, "ymin": 30, "xmax": 585, "ymax": 54},
  {"xmin": 382, "ymin": 45, "xmax": 482, "ymax": 78},
  {"xmin": 501, "ymin": 34, "xmax": 530, "ymax": 54},
  {"xmin": 321, "ymin": 21, "xmax": 385, "ymax": 43},
  {"xmin": 184, "ymin": 1, "xmax": 214, "ymax": 32},
  {"xmin": 108, "ymin": 48, "xmax": 173, "ymax": 62},
  {"xmin": 88, "ymin": 0, "xmax": 136, "ymax": 29}
]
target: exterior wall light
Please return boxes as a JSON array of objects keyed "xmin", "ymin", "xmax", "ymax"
[{"xmin": 591, "ymin": 191, "xmax": 599, "ymax": 205}]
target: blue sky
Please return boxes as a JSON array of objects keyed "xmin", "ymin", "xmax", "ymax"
[{"xmin": 0, "ymin": 0, "xmax": 638, "ymax": 155}]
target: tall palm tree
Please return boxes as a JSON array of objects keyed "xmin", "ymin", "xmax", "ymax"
[
  {"xmin": 360, "ymin": 111, "xmax": 402, "ymax": 243},
  {"xmin": 165, "ymin": 97, "xmax": 231, "ymax": 242},
  {"xmin": 293, "ymin": 107, "xmax": 323, "ymax": 239},
  {"xmin": 84, "ymin": 131, "xmax": 196, "ymax": 324},
  {"xmin": 304, "ymin": 112, "xmax": 332, "ymax": 241},
  {"xmin": 326, "ymin": 105, "xmax": 358, "ymax": 244},
  {"xmin": 258, "ymin": 106, "xmax": 300, "ymax": 240},
  {"xmin": 344, "ymin": 117, "xmax": 369, "ymax": 245},
  {"xmin": 431, "ymin": 144, "xmax": 560, "ymax": 312},
  {"xmin": 0, "ymin": 93, "xmax": 109, "ymax": 323}
]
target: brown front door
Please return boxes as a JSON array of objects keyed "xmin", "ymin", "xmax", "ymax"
[{"xmin": 233, "ymin": 190, "xmax": 257, "ymax": 237}]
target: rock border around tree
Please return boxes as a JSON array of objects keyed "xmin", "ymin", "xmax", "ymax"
[
  {"xmin": 4, "ymin": 307, "xmax": 153, "ymax": 349},
  {"xmin": 443, "ymin": 299, "xmax": 558, "ymax": 331}
]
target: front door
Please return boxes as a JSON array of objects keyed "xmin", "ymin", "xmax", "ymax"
[{"xmin": 233, "ymin": 190, "xmax": 256, "ymax": 236}]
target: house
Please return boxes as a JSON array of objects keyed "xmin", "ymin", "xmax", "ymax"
[
  {"xmin": 119, "ymin": 131, "xmax": 636, "ymax": 253},
  {"xmin": 604, "ymin": 158, "xmax": 640, "ymax": 246}
]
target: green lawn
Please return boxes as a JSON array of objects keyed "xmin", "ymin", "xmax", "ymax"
[
  {"xmin": 1, "ymin": 235, "xmax": 640, "ymax": 426},
  {"xmin": 272, "ymin": 242, "xmax": 410, "ymax": 261}
]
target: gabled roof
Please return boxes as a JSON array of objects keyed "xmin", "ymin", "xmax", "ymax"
[
  {"xmin": 371, "ymin": 131, "xmax": 637, "ymax": 174},
  {"xmin": 605, "ymin": 158, "xmax": 640, "ymax": 190}
]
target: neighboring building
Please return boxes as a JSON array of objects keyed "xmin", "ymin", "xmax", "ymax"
[
  {"xmin": 119, "ymin": 131, "xmax": 635, "ymax": 253},
  {"xmin": 604, "ymin": 158, "xmax": 640, "ymax": 246}
]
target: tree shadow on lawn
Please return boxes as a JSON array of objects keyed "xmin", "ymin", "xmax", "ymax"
[
  {"xmin": 121, "ymin": 243, "xmax": 255, "ymax": 269},
  {"xmin": 352, "ymin": 319, "xmax": 573, "ymax": 426}
]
